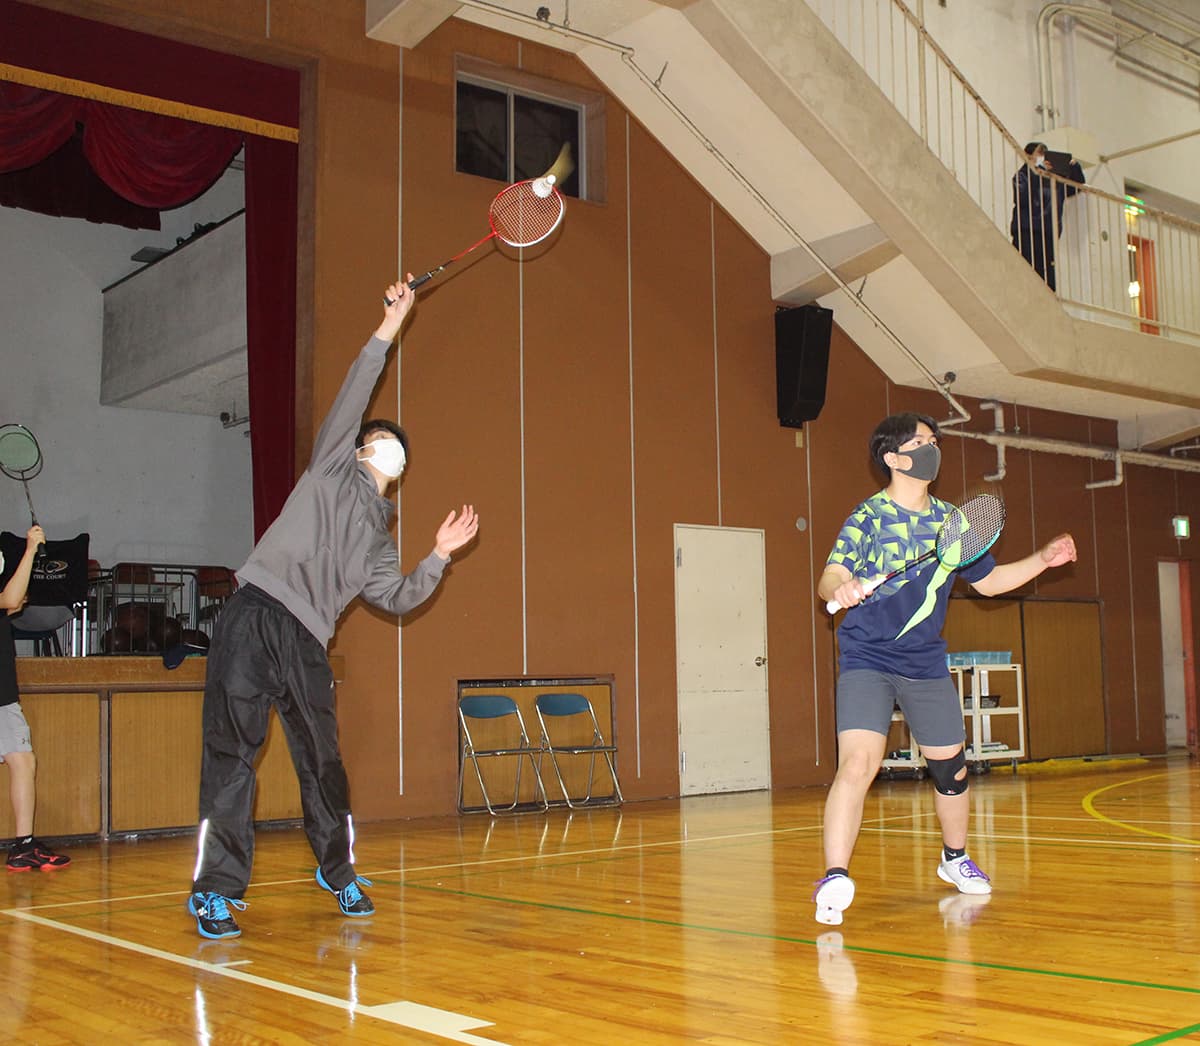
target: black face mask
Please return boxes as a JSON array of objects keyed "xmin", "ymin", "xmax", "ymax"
[{"xmin": 896, "ymin": 442, "xmax": 941, "ymax": 482}]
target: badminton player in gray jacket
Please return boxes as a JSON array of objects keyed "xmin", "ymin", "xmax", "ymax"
[{"xmin": 188, "ymin": 278, "xmax": 479, "ymax": 940}]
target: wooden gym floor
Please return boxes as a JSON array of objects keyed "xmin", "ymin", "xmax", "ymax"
[{"xmin": 1, "ymin": 757, "xmax": 1197, "ymax": 1045}]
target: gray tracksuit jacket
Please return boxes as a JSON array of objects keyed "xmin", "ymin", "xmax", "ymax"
[{"xmin": 236, "ymin": 335, "xmax": 446, "ymax": 646}]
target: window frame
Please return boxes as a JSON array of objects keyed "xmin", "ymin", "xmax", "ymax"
[{"xmin": 454, "ymin": 54, "xmax": 606, "ymax": 204}]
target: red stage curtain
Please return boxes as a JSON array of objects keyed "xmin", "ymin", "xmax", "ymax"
[
  {"xmin": 0, "ymin": 81, "xmax": 78, "ymax": 171},
  {"xmin": 82, "ymin": 101, "xmax": 241, "ymax": 210},
  {"xmin": 0, "ymin": 82, "xmax": 241, "ymax": 210},
  {"xmin": 244, "ymin": 134, "xmax": 298, "ymax": 540}
]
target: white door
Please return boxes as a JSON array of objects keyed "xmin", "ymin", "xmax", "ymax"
[
  {"xmin": 674, "ymin": 524, "xmax": 771, "ymax": 795},
  {"xmin": 1158, "ymin": 561, "xmax": 1187, "ymax": 748}
]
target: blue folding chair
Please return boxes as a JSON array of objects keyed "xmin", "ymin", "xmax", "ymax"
[
  {"xmin": 535, "ymin": 692, "xmax": 623, "ymax": 808},
  {"xmin": 457, "ymin": 694, "xmax": 548, "ymax": 815}
]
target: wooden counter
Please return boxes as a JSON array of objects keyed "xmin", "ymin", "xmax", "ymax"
[{"xmin": 2, "ymin": 655, "xmax": 343, "ymax": 842}]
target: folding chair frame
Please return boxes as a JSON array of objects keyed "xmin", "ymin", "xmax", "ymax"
[
  {"xmin": 457, "ymin": 695, "xmax": 548, "ymax": 816},
  {"xmin": 535, "ymin": 692, "xmax": 623, "ymax": 809}
]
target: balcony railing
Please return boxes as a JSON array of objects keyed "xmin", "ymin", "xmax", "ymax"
[{"xmin": 802, "ymin": 0, "xmax": 1200, "ymax": 343}]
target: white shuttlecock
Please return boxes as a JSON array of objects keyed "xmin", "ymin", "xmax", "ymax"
[{"xmin": 531, "ymin": 173, "xmax": 557, "ymax": 198}]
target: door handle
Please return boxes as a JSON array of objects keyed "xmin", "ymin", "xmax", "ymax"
[{"xmin": 755, "ymin": 656, "xmax": 767, "ymax": 667}]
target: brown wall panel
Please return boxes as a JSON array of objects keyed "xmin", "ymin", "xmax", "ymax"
[
  {"xmin": 1023, "ymin": 602, "xmax": 1106, "ymax": 758},
  {"xmin": 0, "ymin": 693, "xmax": 101, "ymax": 840}
]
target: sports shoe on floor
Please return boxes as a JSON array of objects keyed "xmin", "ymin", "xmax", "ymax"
[
  {"xmin": 6, "ymin": 838, "xmax": 71, "ymax": 871},
  {"xmin": 812, "ymin": 872, "xmax": 856, "ymax": 925},
  {"xmin": 937, "ymin": 854, "xmax": 992, "ymax": 895},
  {"xmin": 315, "ymin": 867, "xmax": 375, "ymax": 917},
  {"xmin": 188, "ymin": 891, "xmax": 247, "ymax": 939}
]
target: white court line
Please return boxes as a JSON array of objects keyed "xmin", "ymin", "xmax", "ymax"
[
  {"xmin": 2, "ymin": 815, "xmax": 917, "ymax": 914},
  {"xmin": 1, "ymin": 909, "xmax": 508, "ymax": 1046}
]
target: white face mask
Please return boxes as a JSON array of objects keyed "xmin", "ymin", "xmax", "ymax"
[
  {"xmin": 1034, "ymin": 156, "xmax": 1046, "ymax": 168},
  {"xmin": 359, "ymin": 437, "xmax": 406, "ymax": 478}
]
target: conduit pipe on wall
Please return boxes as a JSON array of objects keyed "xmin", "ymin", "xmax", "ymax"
[
  {"xmin": 949, "ymin": 425, "xmax": 1200, "ymax": 488},
  {"xmin": 1037, "ymin": 3, "xmax": 1200, "ymax": 131},
  {"xmin": 977, "ymin": 400, "xmax": 1007, "ymax": 482}
]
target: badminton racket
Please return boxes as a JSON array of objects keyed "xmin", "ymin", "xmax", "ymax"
[
  {"xmin": 386, "ymin": 143, "xmax": 573, "ymax": 301},
  {"xmin": 826, "ymin": 493, "xmax": 1006, "ymax": 614},
  {"xmin": 0, "ymin": 423, "xmax": 46, "ymax": 563}
]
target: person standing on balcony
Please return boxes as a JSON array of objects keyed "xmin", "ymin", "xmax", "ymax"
[{"xmin": 1010, "ymin": 141, "xmax": 1085, "ymax": 292}]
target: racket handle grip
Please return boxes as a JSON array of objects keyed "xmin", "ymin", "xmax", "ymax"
[
  {"xmin": 407, "ymin": 272, "xmax": 435, "ymax": 290},
  {"xmin": 825, "ymin": 575, "xmax": 885, "ymax": 614}
]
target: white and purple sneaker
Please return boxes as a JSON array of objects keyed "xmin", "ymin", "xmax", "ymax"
[
  {"xmin": 937, "ymin": 854, "xmax": 992, "ymax": 895},
  {"xmin": 813, "ymin": 873, "xmax": 856, "ymax": 925}
]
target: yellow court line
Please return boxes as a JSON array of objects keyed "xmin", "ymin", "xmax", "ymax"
[{"xmin": 1081, "ymin": 772, "xmax": 1200, "ymax": 845}]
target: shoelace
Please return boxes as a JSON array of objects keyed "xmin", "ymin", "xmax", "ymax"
[
  {"xmin": 954, "ymin": 858, "xmax": 989, "ymax": 880},
  {"xmin": 205, "ymin": 894, "xmax": 248, "ymax": 920},
  {"xmin": 340, "ymin": 875, "xmax": 374, "ymax": 904}
]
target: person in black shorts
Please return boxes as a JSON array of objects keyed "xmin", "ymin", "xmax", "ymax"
[
  {"xmin": 0, "ymin": 524, "xmax": 70, "ymax": 871},
  {"xmin": 813, "ymin": 412, "xmax": 1076, "ymax": 925}
]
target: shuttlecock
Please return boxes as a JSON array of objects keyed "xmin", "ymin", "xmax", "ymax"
[{"xmin": 531, "ymin": 173, "xmax": 557, "ymax": 198}]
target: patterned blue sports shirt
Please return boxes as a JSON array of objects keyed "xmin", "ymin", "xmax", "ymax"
[{"xmin": 828, "ymin": 490, "xmax": 995, "ymax": 678}]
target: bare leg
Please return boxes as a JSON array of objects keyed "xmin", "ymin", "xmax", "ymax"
[
  {"xmin": 919, "ymin": 742, "xmax": 969, "ymax": 850},
  {"xmin": 5, "ymin": 751, "xmax": 36, "ymax": 838},
  {"xmin": 823, "ymin": 729, "xmax": 888, "ymax": 869}
]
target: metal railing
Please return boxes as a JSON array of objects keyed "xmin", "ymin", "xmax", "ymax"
[{"xmin": 802, "ymin": 0, "xmax": 1200, "ymax": 344}]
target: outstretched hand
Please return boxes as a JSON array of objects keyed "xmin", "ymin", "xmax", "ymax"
[
  {"xmin": 434, "ymin": 505, "xmax": 480, "ymax": 560},
  {"xmin": 1041, "ymin": 533, "xmax": 1077, "ymax": 569},
  {"xmin": 375, "ymin": 274, "xmax": 417, "ymax": 343}
]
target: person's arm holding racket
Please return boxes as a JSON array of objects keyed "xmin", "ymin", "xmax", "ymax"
[
  {"xmin": 0, "ymin": 524, "xmax": 44, "ymax": 611},
  {"xmin": 308, "ymin": 279, "xmax": 417, "ymax": 474},
  {"xmin": 374, "ymin": 277, "xmax": 416, "ymax": 343},
  {"xmin": 968, "ymin": 533, "xmax": 1077, "ymax": 597},
  {"xmin": 818, "ymin": 562, "xmax": 869, "ymax": 612}
]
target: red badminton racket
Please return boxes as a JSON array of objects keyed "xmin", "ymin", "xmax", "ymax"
[
  {"xmin": 386, "ymin": 144, "xmax": 574, "ymax": 301},
  {"xmin": 385, "ymin": 177, "xmax": 565, "ymax": 301}
]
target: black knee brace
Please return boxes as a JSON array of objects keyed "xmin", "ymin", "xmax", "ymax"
[{"xmin": 925, "ymin": 749, "xmax": 968, "ymax": 796}]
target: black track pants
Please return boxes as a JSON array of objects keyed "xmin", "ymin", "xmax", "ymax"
[{"xmin": 191, "ymin": 585, "xmax": 356, "ymax": 899}]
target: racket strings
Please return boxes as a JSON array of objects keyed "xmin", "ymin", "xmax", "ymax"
[
  {"xmin": 0, "ymin": 428, "xmax": 42, "ymax": 476},
  {"xmin": 489, "ymin": 183, "xmax": 564, "ymax": 247},
  {"xmin": 936, "ymin": 494, "xmax": 1006, "ymax": 566}
]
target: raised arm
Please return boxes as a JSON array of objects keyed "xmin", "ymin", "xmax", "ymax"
[
  {"xmin": 0, "ymin": 525, "xmax": 44, "ymax": 611},
  {"xmin": 309, "ymin": 279, "xmax": 417, "ymax": 474}
]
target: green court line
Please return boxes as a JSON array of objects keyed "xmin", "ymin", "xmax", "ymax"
[
  {"xmin": 402, "ymin": 880, "xmax": 1200, "ymax": 999},
  {"xmin": 1127, "ymin": 1021, "xmax": 1200, "ymax": 1045}
]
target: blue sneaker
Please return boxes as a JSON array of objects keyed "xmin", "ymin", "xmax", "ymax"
[
  {"xmin": 315, "ymin": 867, "xmax": 375, "ymax": 917},
  {"xmin": 188, "ymin": 891, "xmax": 246, "ymax": 939}
]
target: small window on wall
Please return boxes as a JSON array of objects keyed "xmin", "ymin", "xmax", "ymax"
[{"xmin": 454, "ymin": 56, "xmax": 605, "ymax": 203}]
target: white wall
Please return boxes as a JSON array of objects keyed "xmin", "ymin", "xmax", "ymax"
[
  {"xmin": 0, "ymin": 178, "xmax": 254, "ymax": 571},
  {"xmin": 921, "ymin": 0, "xmax": 1200, "ymax": 209}
]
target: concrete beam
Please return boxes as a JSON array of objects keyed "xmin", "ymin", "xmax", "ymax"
[
  {"xmin": 683, "ymin": 0, "xmax": 1200, "ymax": 408},
  {"xmin": 771, "ymin": 223, "xmax": 898, "ymax": 306},
  {"xmin": 366, "ymin": 0, "xmax": 459, "ymax": 48}
]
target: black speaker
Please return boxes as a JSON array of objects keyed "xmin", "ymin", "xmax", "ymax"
[{"xmin": 775, "ymin": 304, "xmax": 832, "ymax": 427}]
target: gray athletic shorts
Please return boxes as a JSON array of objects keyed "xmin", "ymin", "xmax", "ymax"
[
  {"xmin": 836, "ymin": 669, "xmax": 965, "ymax": 748},
  {"xmin": 0, "ymin": 703, "xmax": 33, "ymax": 761}
]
